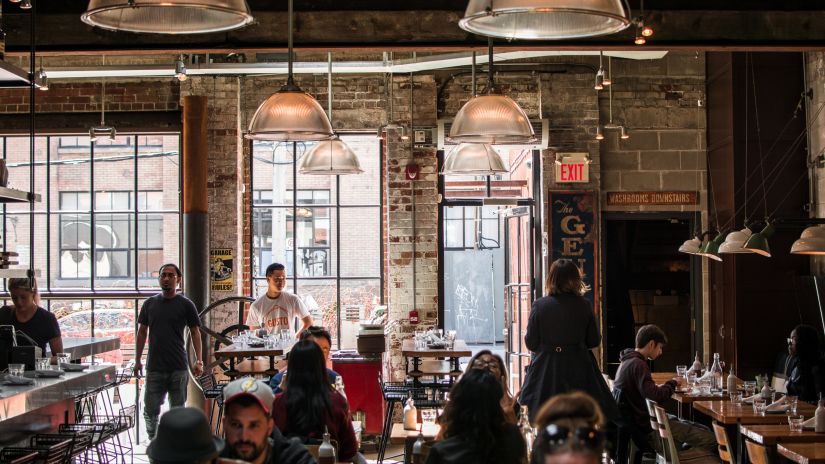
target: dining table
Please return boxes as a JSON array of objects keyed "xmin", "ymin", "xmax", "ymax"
[
  {"xmin": 778, "ymin": 443, "xmax": 825, "ymax": 464},
  {"xmin": 740, "ymin": 424, "xmax": 825, "ymax": 446},
  {"xmin": 213, "ymin": 344, "xmax": 286, "ymax": 380},
  {"xmin": 401, "ymin": 339, "xmax": 471, "ymax": 379}
]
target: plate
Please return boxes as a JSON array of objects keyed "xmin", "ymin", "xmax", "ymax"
[
  {"xmin": 60, "ymin": 363, "xmax": 88, "ymax": 372},
  {"xmin": 35, "ymin": 369, "xmax": 64, "ymax": 378},
  {"xmin": 4, "ymin": 375, "xmax": 34, "ymax": 385}
]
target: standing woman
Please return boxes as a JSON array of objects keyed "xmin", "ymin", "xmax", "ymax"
[
  {"xmin": 0, "ymin": 277, "xmax": 63, "ymax": 362},
  {"xmin": 519, "ymin": 259, "xmax": 617, "ymax": 423}
]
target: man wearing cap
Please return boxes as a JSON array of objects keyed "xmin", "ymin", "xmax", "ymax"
[{"xmin": 222, "ymin": 377, "xmax": 316, "ymax": 464}]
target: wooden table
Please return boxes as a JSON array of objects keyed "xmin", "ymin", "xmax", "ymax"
[
  {"xmin": 740, "ymin": 424, "xmax": 825, "ymax": 446},
  {"xmin": 652, "ymin": 372, "xmax": 677, "ymax": 384},
  {"xmin": 390, "ymin": 423, "xmax": 441, "ymax": 464},
  {"xmin": 401, "ymin": 339, "xmax": 471, "ymax": 378},
  {"xmin": 213, "ymin": 344, "xmax": 286, "ymax": 379},
  {"xmin": 778, "ymin": 443, "xmax": 825, "ymax": 463}
]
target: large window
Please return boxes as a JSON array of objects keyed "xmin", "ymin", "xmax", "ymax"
[{"xmin": 251, "ymin": 135, "xmax": 382, "ymax": 349}]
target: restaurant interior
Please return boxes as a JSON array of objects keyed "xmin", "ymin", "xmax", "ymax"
[{"xmin": 1, "ymin": 1, "xmax": 825, "ymax": 463}]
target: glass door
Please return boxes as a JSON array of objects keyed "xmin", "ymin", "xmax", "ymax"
[{"xmin": 503, "ymin": 205, "xmax": 535, "ymax": 393}]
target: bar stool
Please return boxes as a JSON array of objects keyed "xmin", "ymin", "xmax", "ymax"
[
  {"xmin": 0, "ymin": 438, "xmax": 72, "ymax": 464},
  {"xmin": 60, "ymin": 421, "xmax": 118, "ymax": 464},
  {"xmin": 197, "ymin": 373, "xmax": 226, "ymax": 434},
  {"xmin": 31, "ymin": 432, "xmax": 92, "ymax": 462},
  {"xmin": 0, "ymin": 450, "xmax": 38, "ymax": 464}
]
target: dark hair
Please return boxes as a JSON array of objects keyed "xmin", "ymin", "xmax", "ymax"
[
  {"xmin": 792, "ymin": 324, "xmax": 821, "ymax": 364},
  {"xmin": 547, "ymin": 259, "xmax": 589, "ymax": 296},
  {"xmin": 283, "ymin": 339, "xmax": 333, "ymax": 435},
  {"xmin": 466, "ymin": 350, "xmax": 511, "ymax": 396},
  {"xmin": 635, "ymin": 324, "xmax": 668, "ymax": 349},
  {"xmin": 533, "ymin": 392, "xmax": 605, "ymax": 459},
  {"xmin": 300, "ymin": 326, "xmax": 332, "ymax": 345},
  {"xmin": 265, "ymin": 263, "xmax": 286, "ymax": 277},
  {"xmin": 439, "ymin": 369, "xmax": 507, "ymax": 463},
  {"xmin": 158, "ymin": 263, "xmax": 182, "ymax": 277}
]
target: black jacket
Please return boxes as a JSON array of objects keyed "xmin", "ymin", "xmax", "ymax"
[
  {"xmin": 518, "ymin": 294, "xmax": 619, "ymax": 422},
  {"xmin": 785, "ymin": 355, "xmax": 825, "ymax": 403},
  {"xmin": 613, "ymin": 349, "xmax": 677, "ymax": 429},
  {"xmin": 221, "ymin": 427, "xmax": 317, "ymax": 464},
  {"xmin": 425, "ymin": 424, "xmax": 526, "ymax": 464}
]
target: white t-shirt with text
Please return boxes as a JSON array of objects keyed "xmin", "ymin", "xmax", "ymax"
[{"xmin": 245, "ymin": 291, "xmax": 310, "ymax": 338}]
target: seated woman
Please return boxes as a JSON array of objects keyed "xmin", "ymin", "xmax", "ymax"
[
  {"xmin": 426, "ymin": 369, "xmax": 526, "ymax": 464},
  {"xmin": 270, "ymin": 326, "xmax": 339, "ymax": 393},
  {"xmin": 466, "ymin": 350, "xmax": 519, "ymax": 424},
  {"xmin": 785, "ymin": 324, "xmax": 825, "ymax": 403},
  {"xmin": 270, "ymin": 340, "xmax": 361, "ymax": 463},
  {"xmin": 531, "ymin": 392, "xmax": 606, "ymax": 464},
  {"xmin": 0, "ymin": 277, "xmax": 62, "ymax": 362}
]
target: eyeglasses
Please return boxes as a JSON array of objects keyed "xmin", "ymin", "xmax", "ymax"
[
  {"xmin": 538, "ymin": 425, "xmax": 605, "ymax": 453},
  {"xmin": 472, "ymin": 359, "xmax": 501, "ymax": 370}
]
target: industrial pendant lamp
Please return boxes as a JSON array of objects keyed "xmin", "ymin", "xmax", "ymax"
[
  {"xmin": 299, "ymin": 54, "xmax": 362, "ymax": 175},
  {"xmin": 742, "ymin": 222, "xmax": 774, "ymax": 257},
  {"xmin": 448, "ymin": 39, "xmax": 535, "ymax": 144},
  {"xmin": 696, "ymin": 232, "xmax": 724, "ymax": 262},
  {"xmin": 442, "ymin": 143, "xmax": 508, "ymax": 175},
  {"xmin": 718, "ymin": 227, "xmax": 754, "ymax": 254},
  {"xmin": 82, "ymin": 0, "xmax": 254, "ymax": 34},
  {"xmin": 791, "ymin": 226, "xmax": 825, "ymax": 255},
  {"xmin": 246, "ymin": 0, "xmax": 334, "ymax": 141},
  {"xmin": 678, "ymin": 236, "xmax": 702, "ymax": 255},
  {"xmin": 459, "ymin": 0, "xmax": 630, "ymax": 40}
]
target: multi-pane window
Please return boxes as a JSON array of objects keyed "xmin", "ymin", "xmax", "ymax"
[
  {"xmin": 251, "ymin": 135, "xmax": 382, "ymax": 349},
  {"xmin": 444, "ymin": 206, "xmax": 501, "ymax": 250}
]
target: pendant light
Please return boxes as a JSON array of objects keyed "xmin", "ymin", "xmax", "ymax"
[
  {"xmin": 82, "ymin": 0, "xmax": 253, "ymax": 34},
  {"xmin": 246, "ymin": 0, "xmax": 334, "ymax": 142},
  {"xmin": 448, "ymin": 38, "xmax": 535, "ymax": 144},
  {"xmin": 791, "ymin": 226, "xmax": 825, "ymax": 255},
  {"xmin": 696, "ymin": 232, "xmax": 724, "ymax": 262},
  {"xmin": 742, "ymin": 222, "xmax": 774, "ymax": 257},
  {"xmin": 90, "ymin": 56, "xmax": 116, "ymax": 143},
  {"xmin": 299, "ymin": 54, "xmax": 362, "ymax": 176},
  {"xmin": 678, "ymin": 234, "xmax": 702, "ymax": 255},
  {"xmin": 459, "ymin": 0, "xmax": 630, "ymax": 40},
  {"xmin": 718, "ymin": 227, "xmax": 754, "ymax": 254}
]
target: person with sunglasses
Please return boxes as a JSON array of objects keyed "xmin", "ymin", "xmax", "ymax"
[
  {"xmin": 466, "ymin": 350, "xmax": 520, "ymax": 424},
  {"xmin": 532, "ymin": 392, "xmax": 605, "ymax": 464},
  {"xmin": 426, "ymin": 369, "xmax": 527, "ymax": 464},
  {"xmin": 785, "ymin": 324, "xmax": 825, "ymax": 403}
]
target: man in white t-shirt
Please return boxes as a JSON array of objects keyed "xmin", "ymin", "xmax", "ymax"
[{"xmin": 247, "ymin": 263, "xmax": 313, "ymax": 340}]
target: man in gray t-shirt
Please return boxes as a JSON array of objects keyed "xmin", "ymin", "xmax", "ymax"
[{"xmin": 135, "ymin": 263, "xmax": 203, "ymax": 440}]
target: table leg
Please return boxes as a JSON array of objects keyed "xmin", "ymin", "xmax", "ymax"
[
  {"xmin": 677, "ymin": 402, "xmax": 683, "ymax": 420},
  {"xmin": 226, "ymin": 357, "xmax": 239, "ymax": 380},
  {"xmin": 265, "ymin": 356, "xmax": 278, "ymax": 378}
]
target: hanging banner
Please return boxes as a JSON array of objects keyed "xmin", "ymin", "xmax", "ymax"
[
  {"xmin": 547, "ymin": 191, "xmax": 599, "ymax": 308},
  {"xmin": 210, "ymin": 248, "xmax": 234, "ymax": 292}
]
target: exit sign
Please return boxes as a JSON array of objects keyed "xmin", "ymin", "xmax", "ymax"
[{"xmin": 554, "ymin": 153, "xmax": 590, "ymax": 183}]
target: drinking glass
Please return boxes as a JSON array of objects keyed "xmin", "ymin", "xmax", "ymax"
[
  {"xmin": 753, "ymin": 398, "xmax": 767, "ymax": 415},
  {"xmin": 279, "ymin": 329, "xmax": 291, "ymax": 345},
  {"xmin": 786, "ymin": 396, "xmax": 799, "ymax": 415},
  {"xmin": 676, "ymin": 365, "xmax": 688, "ymax": 378},
  {"xmin": 8, "ymin": 363, "xmax": 24, "ymax": 376},
  {"xmin": 729, "ymin": 392, "xmax": 743, "ymax": 406},
  {"xmin": 56, "ymin": 353, "xmax": 71, "ymax": 369},
  {"xmin": 686, "ymin": 372, "xmax": 698, "ymax": 387},
  {"xmin": 698, "ymin": 379, "xmax": 712, "ymax": 396},
  {"xmin": 36, "ymin": 357, "xmax": 50, "ymax": 371},
  {"xmin": 743, "ymin": 381, "xmax": 756, "ymax": 398},
  {"xmin": 445, "ymin": 330, "xmax": 456, "ymax": 349},
  {"xmin": 789, "ymin": 415, "xmax": 805, "ymax": 433}
]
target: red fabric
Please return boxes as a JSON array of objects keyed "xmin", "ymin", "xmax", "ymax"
[{"xmin": 272, "ymin": 390, "xmax": 358, "ymax": 460}]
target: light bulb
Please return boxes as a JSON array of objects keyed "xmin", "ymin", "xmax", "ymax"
[
  {"xmin": 635, "ymin": 33, "xmax": 646, "ymax": 45},
  {"xmin": 89, "ymin": 128, "xmax": 98, "ymax": 143},
  {"xmin": 620, "ymin": 126, "xmax": 630, "ymax": 139},
  {"xmin": 595, "ymin": 126, "xmax": 604, "ymax": 141},
  {"xmin": 594, "ymin": 72, "xmax": 604, "ymax": 91},
  {"xmin": 642, "ymin": 25, "xmax": 654, "ymax": 37},
  {"xmin": 20, "ymin": 0, "xmax": 31, "ymax": 9}
]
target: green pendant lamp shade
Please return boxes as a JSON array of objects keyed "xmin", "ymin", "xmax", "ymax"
[
  {"xmin": 742, "ymin": 223, "xmax": 774, "ymax": 257},
  {"xmin": 790, "ymin": 226, "xmax": 825, "ymax": 255},
  {"xmin": 697, "ymin": 233, "xmax": 724, "ymax": 261}
]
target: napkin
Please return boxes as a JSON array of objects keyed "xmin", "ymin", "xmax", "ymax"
[
  {"xmin": 803, "ymin": 417, "xmax": 816, "ymax": 430},
  {"xmin": 765, "ymin": 399, "xmax": 789, "ymax": 413},
  {"xmin": 742, "ymin": 394, "xmax": 758, "ymax": 404}
]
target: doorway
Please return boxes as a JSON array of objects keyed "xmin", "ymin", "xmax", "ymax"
[{"xmin": 604, "ymin": 215, "xmax": 697, "ymax": 376}]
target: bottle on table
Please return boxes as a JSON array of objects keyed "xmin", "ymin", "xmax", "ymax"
[
  {"xmin": 727, "ymin": 364, "xmax": 737, "ymax": 393},
  {"xmin": 318, "ymin": 426, "xmax": 336, "ymax": 464},
  {"xmin": 816, "ymin": 394, "xmax": 825, "ymax": 433},
  {"xmin": 403, "ymin": 393, "xmax": 418, "ymax": 431},
  {"xmin": 412, "ymin": 429, "xmax": 426, "ymax": 464},
  {"xmin": 710, "ymin": 353, "xmax": 724, "ymax": 392}
]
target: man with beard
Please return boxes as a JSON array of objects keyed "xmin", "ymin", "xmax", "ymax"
[
  {"xmin": 135, "ymin": 263, "xmax": 203, "ymax": 440},
  {"xmin": 221, "ymin": 377, "xmax": 316, "ymax": 464}
]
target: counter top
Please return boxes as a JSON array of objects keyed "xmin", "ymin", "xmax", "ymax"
[{"xmin": 46, "ymin": 336, "xmax": 121, "ymax": 360}]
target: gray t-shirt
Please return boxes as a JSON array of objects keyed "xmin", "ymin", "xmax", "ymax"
[{"xmin": 138, "ymin": 294, "xmax": 200, "ymax": 372}]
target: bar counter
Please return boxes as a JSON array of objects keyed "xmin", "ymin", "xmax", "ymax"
[
  {"xmin": 0, "ymin": 364, "xmax": 116, "ymax": 444},
  {"xmin": 46, "ymin": 336, "xmax": 121, "ymax": 360}
]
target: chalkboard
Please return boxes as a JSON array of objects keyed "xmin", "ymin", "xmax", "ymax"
[{"xmin": 443, "ymin": 249, "xmax": 505, "ymax": 344}]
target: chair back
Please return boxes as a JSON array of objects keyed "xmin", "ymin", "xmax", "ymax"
[
  {"xmin": 654, "ymin": 405, "xmax": 681, "ymax": 464},
  {"xmin": 745, "ymin": 440, "xmax": 770, "ymax": 464},
  {"xmin": 711, "ymin": 422, "xmax": 733, "ymax": 463},
  {"xmin": 645, "ymin": 399, "xmax": 659, "ymax": 431},
  {"xmin": 39, "ymin": 439, "xmax": 73, "ymax": 464},
  {"xmin": 0, "ymin": 449, "xmax": 38, "ymax": 464}
]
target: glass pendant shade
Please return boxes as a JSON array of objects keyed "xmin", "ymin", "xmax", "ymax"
[
  {"xmin": 299, "ymin": 138, "xmax": 363, "ymax": 175},
  {"xmin": 442, "ymin": 143, "xmax": 508, "ymax": 175},
  {"xmin": 81, "ymin": 0, "xmax": 254, "ymax": 34},
  {"xmin": 742, "ymin": 223, "xmax": 774, "ymax": 257},
  {"xmin": 718, "ymin": 227, "xmax": 754, "ymax": 254},
  {"xmin": 791, "ymin": 226, "xmax": 825, "ymax": 255},
  {"xmin": 696, "ymin": 233, "xmax": 724, "ymax": 261},
  {"xmin": 678, "ymin": 237, "xmax": 702, "ymax": 255},
  {"xmin": 448, "ymin": 95, "xmax": 535, "ymax": 144},
  {"xmin": 459, "ymin": 0, "xmax": 631, "ymax": 40},
  {"xmin": 246, "ymin": 87, "xmax": 335, "ymax": 141}
]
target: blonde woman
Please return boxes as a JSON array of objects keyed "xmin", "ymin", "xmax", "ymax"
[{"xmin": 0, "ymin": 277, "xmax": 63, "ymax": 362}]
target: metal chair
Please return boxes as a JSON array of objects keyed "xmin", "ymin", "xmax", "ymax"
[
  {"xmin": 197, "ymin": 373, "xmax": 226, "ymax": 434},
  {"xmin": 0, "ymin": 450, "xmax": 38, "ymax": 464},
  {"xmin": 31, "ymin": 432, "xmax": 91, "ymax": 462}
]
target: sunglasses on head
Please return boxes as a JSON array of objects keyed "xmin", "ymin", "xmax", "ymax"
[{"xmin": 538, "ymin": 424, "xmax": 605, "ymax": 453}]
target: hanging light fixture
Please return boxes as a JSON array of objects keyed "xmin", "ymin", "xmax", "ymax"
[
  {"xmin": 619, "ymin": 125, "xmax": 630, "ymax": 139},
  {"xmin": 90, "ymin": 57, "xmax": 117, "ymax": 143},
  {"xmin": 299, "ymin": 54, "xmax": 362, "ymax": 176},
  {"xmin": 246, "ymin": 0, "xmax": 334, "ymax": 141},
  {"xmin": 602, "ymin": 54, "xmax": 612, "ymax": 86},
  {"xmin": 595, "ymin": 126, "xmax": 604, "ymax": 140},
  {"xmin": 678, "ymin": 236, "xmax": 702, "ymax": 255},
  {"xmin": 459, "ymin": 0, "xmax": 630, "ymax": 40},
  {"xmin": 81, "ymin": 0, "xmax": 253, "ymax": 34},
  {"xmin": 696, "ymin": 232, "xmax": 724, "ymax": 261},
  {"xmin": 742, "ymin": 222, "xmax": 774, "ymax": 257},
  {"xmin": 448, "ymin": 38, "xmax": 535, "ymax": 144},
  {"xmin": 442, "ymin": 143, "xmax": 508, "ymax": 176},
  {"xmin": 791, "ymin": 226, "xmax": 825, "ymax": 255},
  {"xmin": 718, "ymin": 227, "xmax": 754, "ymax": 254},
  {"xmin": 174, "ymin": 56, "xmax": 188, "ymax": 82}
]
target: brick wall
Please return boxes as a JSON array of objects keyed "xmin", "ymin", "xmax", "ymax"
[{"xmin": 805, "ymin": 52, "xmax": 825, "ymax": 275}]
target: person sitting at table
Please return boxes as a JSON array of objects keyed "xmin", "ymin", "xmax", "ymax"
[
  {"xmin": 426, "ymin": 369, "xmax": 526, "ymax": 464},
  {"xmin": 532, "ymin": 392, "xmax": 606, "ymax": 464},
  {"xmin": 612, "ymin": 324, "xmax": 718, "ymax": 460},
  {"xmin": 147, "ymin": 407, "xmax": 247, "ymax": 464},
  {"xmin": 466, "ymin": 350, "xmax": 519, "ymax": 424},
  {"xmin": 270, "ymin": 339, "xmax": 362, "ymax": 463},
  {"xmin": 0, "ymin": 277, "xmax": 62, "ymax": 362},
  {"xmin": 785, "ymin": 324, "xmax": 825, "ymax": 403},
  {"xmin": 270, "ymin": 325, "xmax": 339, "ymax": 394}
]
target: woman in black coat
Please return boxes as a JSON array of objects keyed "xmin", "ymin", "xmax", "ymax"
[
  {"xmin": 785, "ymin": 324, "xmax": 825, "ymax": 403},
  {"xmin": 519, "ymin": 259, "xmax": 618, "ymax": 423}
]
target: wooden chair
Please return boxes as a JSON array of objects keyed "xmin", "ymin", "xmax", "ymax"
[
  {"xmin": 654, "ymin": 406, "xmax": 715, "ymax": 464},
  {"xmin": 646, "ymin": 399, "xmax": 664, "ymax": 455},
  {"xmin": 711, "ymin": 422, "xmax": 733, "ymax": 463},
  {"xmin": 745, "ymin": 441, "xmax": 770, "ymax": 464}
]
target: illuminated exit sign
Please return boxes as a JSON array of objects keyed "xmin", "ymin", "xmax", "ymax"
[{"xmin": 554, "ymin": 152, "xmax": 590, "ymax": 183}]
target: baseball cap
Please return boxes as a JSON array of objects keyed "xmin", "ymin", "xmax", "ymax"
[{"xmin": 223, "ymin": 377, "xmax": 275, "ymax": 414}]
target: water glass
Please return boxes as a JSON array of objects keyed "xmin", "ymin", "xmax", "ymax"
[
  {"xmin": 743, "ymin": 381, "xmax": 756, "ymax": 398},
  {"xmin": 686, "ymin": 372, "xmax": 698, "ymax": 387},
  {"xmin": 279, "ymin": 329, "xmax": 291, "ymax": 344},
  {"xmin": 789, "ymin": 415, "xmax": 805, "ymax": 433},
  {"xmin": 786, "ymin": 396, "xmax": 799, "ymax": 415},
  {"xmin": 676, "ymin": 365, "xmax": 688, "ymax": 379},
  {"xmin": 729, "ymin": 392, "xmax": 743, "ymax": 406},
  {"xmin": 35, "ymin": 357, "xmax": 50, "ymax": 371},
  {"xmin": 446, "ymin": 330, "xmax": 456, "ymax": 349},
  {"xmin": 698, "ymin": 379, "xmax": 712, "ymax": 396},
  {"xmin": 753, "ymin": 397, "xmax": 767, "ymax": 415},
  {"xmin": 8, "ymin": 363, "xmax": 24, "ymax": 376},
  {"xmin": 56, "ymin": 353, "xmax": 71, "ymax": 369}
]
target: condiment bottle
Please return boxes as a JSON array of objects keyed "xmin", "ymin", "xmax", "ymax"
[
  {"xmin": 688, "ymin": 351, "xmax": 703, "ymax": 374},
  {"xmin": 318, "ymin": 427, "xmax": 336, "ymax": 464},
  {"xmin": 412, "ymin": 430, "xmax": 426, "ymax": 464},
  {"xmin": 403, "ymin": 394, "xmax": 418, "ymax": 430},
  {"xmin": 727, "ymin": 365, "xmax": 737, "ymax": 394},
  {"xmin": 760, "ymin": 381, "xmax": 772, "ymax": 400},
  {"xmin": 816, "ymin": 394, "xmax": 825, "ymax": 433}
]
